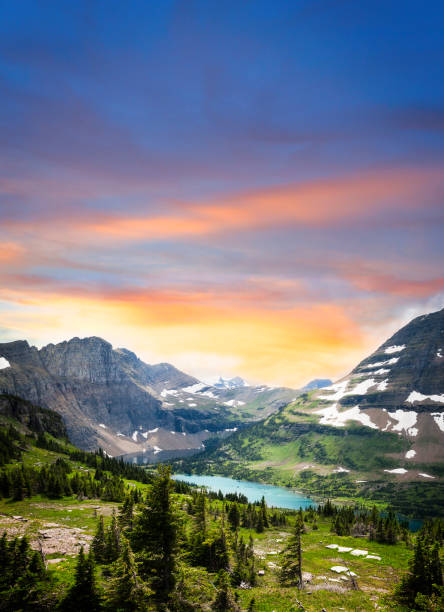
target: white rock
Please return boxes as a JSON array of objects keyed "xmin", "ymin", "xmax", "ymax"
[
  {"xmin": 350, "ymin": 549, "xmax": 368, "ymax": 556},
  {"xmin": 366, "ymin": 555, "xmax": 381, "ymax": 560},
  {"xmin": 384, "ymin": 468, "xmax": 408, "ymax": 474},
  {"xmin": 337, "ymin": 546, "xmax": 353, "ymax": 553}
]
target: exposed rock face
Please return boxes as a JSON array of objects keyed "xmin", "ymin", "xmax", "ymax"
[
  {"xmin": 346, "ymin": 308, "xmax": 444, "ymax": 411},
  {"xmin": 0, "ymin": 337, "xmax": 226, "ymax": 453}
]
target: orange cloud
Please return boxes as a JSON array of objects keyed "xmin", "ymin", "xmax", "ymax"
[
  {"xmin": 0, "ymin": 242, "xmax": 25, "ymax": 264},
  {"xmin": 0, "ymin": 279, "xmax": 367, "ymax": 387},
  {"xmin": 80, "ymin": 165, "xmax": 443, "ymax": 240},
  {"xmin": 347, "ymin": 273, "xmax": 444, "ymax": 297}
]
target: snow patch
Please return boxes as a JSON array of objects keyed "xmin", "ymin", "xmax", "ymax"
[
  {"xmin": 405, "ymin": 450, "xmax": 416, "ymax": 459},
  {"xmin": 431, "ymin": 413, "xmax": 444, "ymax": 432},
  {"xmin": 418, "ymin": 473, "xmax": 435, "ymax": 479},
  {"xmin": 188, "ymin": 403, "xmax": 197, "ymax": 407},
  {"xmin": 132, "ymin": 431, "xmax": 138, "ymax": 442},
  {"xmin": 384, "ymin": 468, "xmax": 408, "ymax": 474},
  {"xmin": 116, "ymin": 432, "xmax": 124, "ymax": 437},
  {"xmin": 182, "ymin": 383, "xmax": 206, "ymax": 393},
  {"xmin": 223, "ymin": 399, "xmax": 246, "ymax": 407},
  {"xmin": 0, "ymin": 357, "xmax": 10, "ymax": 369},
  {"xmin": 406, "ymin": 391, "xmax": 444, "ymax": 404},
  {"xmin": 363, "ymin": 357, "xmax": 399, "ymax": 369},
  {"xmin": 224, "ymin": 427, "xmax": 238, "ymax": 432},
  {"xmin": 377, "ymin": 379, "xmax": 389, "ymax": 391},
  {"xmin": 384, "ymin": 344, "xmax": 406, "ymax": 354},
  {"xmin": 373, "ymin": 368, "xmax": 390, "ymax": 375},
  {"xmin": 153, "ymin": 446, "xmax": 162, "ymax": 454},
  {"xmin": 333, "ymin": 467, "xmax": 350, "ymax": 473},
  {"xmin": 315, "ymin": 403, "xmax": 378, "ymax": 429},
  {"xmin": 387, "ymin": 410, "xmax": 418, "ymax": 436},
  {"xmin": 366, "ymin": 555, "xmax": 381, "ymax": 561},
  {"xmin": 99, "ymin": 423, "xmax": 107, "ymax": 429},
  {"xmin": 437, "ymin": 349, "xmax": 443, "ymax": 358},
  {"xmin": 160, "ymin": 388, "xmax": 178, "ymax": 398}
]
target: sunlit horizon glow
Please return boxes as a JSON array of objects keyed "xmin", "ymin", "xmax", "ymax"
[{"xmin": 1, "ymin": 2, "xmax": 443, "ymax": 387}]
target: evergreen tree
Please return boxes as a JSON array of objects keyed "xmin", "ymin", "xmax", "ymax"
[
  {"xmin": 211, "ymin": 570, "xmax": 241, "ymax": 611},
  {"xmin": 227, "ymin": 503, "xmax": 240, "ymax": 531},
  {"xmin": 280, "ymin": 515, "xmax": 303, "ymax": 587},
  {"xmin": 61, "ymin": 547, "xmax": 102, "ymax": 612},
  {"xmin": 92, "ymin": 516, "xmax": 107, "ymax": 564},
  {"xmin": 131, "ymin": 464, "xmax": 178, "ymax": 602},
  {"xmin": 260, "ymin": 496, "xmax": 269, "ymax": 528},
  {"xmin": 105, "ymin": 511, "xmax": 121, "ymax": 563},
  {"xmin": 105, "ymin": 538, "xmax": 152, "ymax": 611}
]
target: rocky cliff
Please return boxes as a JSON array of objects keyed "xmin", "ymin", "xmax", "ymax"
[{"xmin": 0, "ymin": 337, "xmax": 231, "ymax": 454}]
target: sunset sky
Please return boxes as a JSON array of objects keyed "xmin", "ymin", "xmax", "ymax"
[{"xmin": 1, "ymin": 1, "xmax": 443, "ymax": 387}]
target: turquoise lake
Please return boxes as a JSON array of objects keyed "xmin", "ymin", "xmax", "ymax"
[{"xmin": 173, "ymin": 474, "xmax": 316, "ymax": 510}]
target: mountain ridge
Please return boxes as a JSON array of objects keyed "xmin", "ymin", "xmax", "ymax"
[{"xmin": 0, "ymin": 335, "xmax": 300, "ymax": 458}]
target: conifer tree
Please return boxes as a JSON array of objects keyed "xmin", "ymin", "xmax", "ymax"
[
  {"xmin": 260, "ymin": 496, "xmax": 269, "ymax": 528},
  {"xmin": 280, "ymin": 514, "xmax": 303, "ymax": 587},
  {"xmin": 105, "ymin": 511, "xmax": 121, "ymax": 563},
  {"xmin": 105, "ymin": 538, "xmax": 152, "ymax": 611},
  {"xmin": 131, "ymin": 464, "xmax": 178, "ymax": 602},
  {"xmin": 92, "ymin": 516, "xmax": 107, "ymax": 564},
  {"xmin": 211, "ymin": 569, "xmax": 241, "ymax": 611},
  {"xmin": 61, "ymin": 547, "xmax": 102, "ymax": 612}
]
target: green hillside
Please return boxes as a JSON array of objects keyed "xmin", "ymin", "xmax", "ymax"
[
  {"xmin": 0, "ymin": 398, "xmax": 442, "ymax": 610},
  {"xmin": 175, "ymin": 394, "xmax": 444, "ymax": 518}
]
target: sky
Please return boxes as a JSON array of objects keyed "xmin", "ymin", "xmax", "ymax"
[{"xmin": 1, "ymin": 0, "xmax": 443, "ymax": 387}]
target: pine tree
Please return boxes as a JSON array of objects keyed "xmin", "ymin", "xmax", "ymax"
[
  {"xmin": 92, "ymin": 516, "xmax": 107, "ymax": 564},
  {"xmin": 211, "ymin": 570, "xmax": 241, "ymax": 611},
  {"xmin": 61, "ymin": 547, "xmax": 102, "ymax": 612},
  {"xmin": 130, "ymin": 464, "xmax": 178, "ymax": 602},
  {"xmin": 430, "ymin": 542, "xmax": 443, "ymax": 587},
  {"xmin": 228, "ymin": 503, "xmax": 240, "ymax": 531},
  {"xmin": 280, "ymin": 514, "xmax": 303, "ymax": 587},
  {"xmin": 260, "ymin": 496, "xmax": 269, "ymax": 528},
  {"xmin": 105, "ymin": 511, "xmax": 121, "ymax": 563},
  {"xmin": 105, "ymin": 538, "xmax": 152, "ymax": 611}
]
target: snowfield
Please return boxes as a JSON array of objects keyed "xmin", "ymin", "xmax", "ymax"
[
  {"xmin": 387, "ymin": 409, "xmax": 418, "ymax": 436},
  {"xmin": 406, "ymin": 391, "xmax": 444, "ymax": 404},
  {"xmin": 431, "ymin": 413, "xmax": 444, "ymax": 432},
  {"xmin": 0, "ymin": 357, "xmax": 10, "ymax": 369},
  {"xmin": 315, "ymin": 403, "xmax": 378, "ymax": 429},
  {"xmin": 384, "ymin": 345, "xmax": 406, "ymax": 354}
]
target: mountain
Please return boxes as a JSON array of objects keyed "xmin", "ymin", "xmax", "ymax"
[
  {"xmin": 0, "ymin": 336, "xmax": 299, "ymax": 458},
  {"xmin": 213, "ymin": 376, "xmax": 248, "ymax": 389},
  {"xmin": 302, "ymin": 378, "xmax": 332, "ymax": 391},
  {"xmin": 177, "ymin": 308, "xmax": 444, "ymax": 514}
]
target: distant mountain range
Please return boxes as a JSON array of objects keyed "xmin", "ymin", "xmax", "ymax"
[
  {"xmin": 0, "ymin": 336, "xmax": 299, "ymax": 457},
  {"xmin": 177, "ymin": 308, "xmax": 444, "ymax": 509},
  {"xmin": 302, "ymin": 378, "xmax": 332, "ymax": 391}
]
